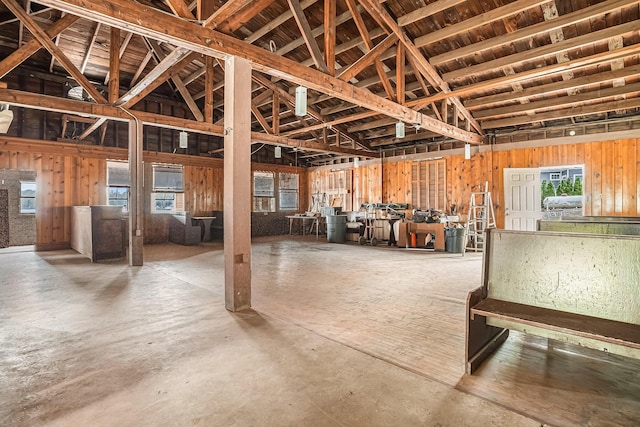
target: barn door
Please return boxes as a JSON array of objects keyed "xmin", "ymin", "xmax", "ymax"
[{"xmin": 503, "ymin": 168, "xmax": 541, "ymax": 230}]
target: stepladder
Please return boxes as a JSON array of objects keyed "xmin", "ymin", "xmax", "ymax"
[{"xmin": 463, "ymin": 184, "xmax": 496, "ymax": 254}]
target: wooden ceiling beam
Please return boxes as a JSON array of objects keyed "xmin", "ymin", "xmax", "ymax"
[
  {"xmin": 411, "ymin": 44, "xmax": 640, "ymax": 109},
  {"xmin": 286, "ymin": 0, "xmax": 329, "ymax": 73},
  {"xmin": 146, "ymin": 39, "xmax": 203, "ymax": 121},
  {"xmin": 251, "ymin": 103, "xmax": 273, "ymax": 134},
  {"xmin": 129, "ymin": 48, "xmax": 153, "ymax": 88},
  {"xmin": 204, "ymin": 55, "xmax": 214, "ymax": 122},
  {"xmin": 358, "ymin": 0, "xmax": 482, "ymax": 134},
  {"xmin": 79, "ymin": 22, "xmax": 101, "ymax": 74},
  {"xmin": 370, "ymin": 129, "xmax": 439, "ymax": 147},
  {"xmin": 398, "ymin": 0, "xmax": 465, "ymax": 27},
  {"xmin": 336, "ymin": 33, "xmax": 397, "ymax": 82},
  {"xmin": 476, "ymin": 82, "xmax": 640, "ymax": 121},
  {"xmin": 250, "ymin": 72, "xmax": 369, "ymax": 149},
  {"xmin": 0, "ymin": 13, "xmax": 78, "ymax": 78},
  {"xmin": 104, "ymin": 30, "xmax": 133, "ymax": 85},
  {"xmin": 430, "ymin": 0, "xmax": 639, "ymax": 66},
  {"xmin": 108, "ymin": 27, "xmax": 120, "ymax": 103},
  {"xmin": 277, "ymin": 4, "xmax": 378, "ymax": 58},
  {"xmin": 414, "ymin": 0, "xmax": 551, "ymax": 48},
  {"xmin": 244, "ymin": 0, "xmax": 317, "ymax": 44},
  {"xmin": 36, "ymin": 0, "xmax": 482, "ymax": 144},
  {"xmin": 444, "ymin": 20, "xmax": 640, "ymax": 83},
  {"xmin": 2, "ymin": 0, "xmax": 107, "ymax": 103},
  {"xmin": 345, "ymin": 0, "xmax": 394, "ymax": 100},
  {"xmin": 202, "ymin": 0, "xmax": 254, "ymax": 30},
  {"xmin": 482, "ymin": 96, "xmax": 640, "ymax": 130},
  {"xmin": 166, "ymin": 0, "xmax": 195, "ymax": 20},
  {"xmin": 218, "ymin": 0, "xmax": 275, "ymax": 33},
  {"xmin": 78, "ymin": 48, "xmax": 198, "ymax": 140},
  {"xmin": 324, "ymin": 0, "xmax": 336, "ymax": 76},
  {"xmin": 282, "ymin": 111, "xmax": 379, "ymax": 136},
  {"xmin": 466, "ymin": 64, "xmax": 640, "ymax": 109},
  {"xmin": 272, "ymin": 91, "xmax": 280, "ymax": 135},
  {"xmin": 122, "ymin": 45, "xmax": 193, "ymax": 106},
  {"xmin": 0, "ymin": 87, "xmax": 377, "ymax": 157}
]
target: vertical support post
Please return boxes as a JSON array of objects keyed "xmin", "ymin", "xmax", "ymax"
[
  {"xmin": 109, "ymin": 27, "xmax": 120, "ymax": 104},
  {"xmin": 128, "ymin": 117, "xmax": 144, "ymax": 266},
  {"xmin": 204, "ymin": 55, "xmax": 214, "ymax": 123},
  {"xmin": 224, "ymin": 56, "xmax": 252, "ymax": 312},
  {"xmin": 324, "ymin": 0, "xmax": 336, "ymax": 76},
  {"xmin": 272, "ymin": 91, "xmax": 280, "ymax": 135}
]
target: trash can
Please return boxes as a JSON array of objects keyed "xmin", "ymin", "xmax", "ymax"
[
  {"xmin": 326, "ymin": 215, "xmax": 347, "ymax": 243},
  {"xmin": 446, "ymin": 227, "xmax": 465, "ymax": 253}
]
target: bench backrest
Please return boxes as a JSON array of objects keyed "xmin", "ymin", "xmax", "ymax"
[
  {"xmin": 483, "ymin": 229, "xmax": 640, "ymax": 325},
  {"xmin": 537, "ymin": 219, "xmax": 640, "ymax": 235}
]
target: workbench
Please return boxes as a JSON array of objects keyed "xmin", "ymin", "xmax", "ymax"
[{"xmin": 286, "ymin": 215, "xmax": 322, "ymax": 238}]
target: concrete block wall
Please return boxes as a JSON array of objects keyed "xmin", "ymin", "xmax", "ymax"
[
  {"xmin": 0, "ymin": 169, "xmax": 37, "ymax": 246},
  {"xmin": 251, "ymin": 212, "xmax": 290, "ymax": 237}
]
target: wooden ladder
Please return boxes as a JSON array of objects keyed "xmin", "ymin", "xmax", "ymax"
[{"xmin": 463, "ymin": 183, "xmax": 496, "ymax": 254}]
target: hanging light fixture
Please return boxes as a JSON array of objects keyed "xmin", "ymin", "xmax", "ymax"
[
  {"xmin": 353, "ymin": 157, "xmax": 359, "ymax": 168},
  {"xmin": 179, "ymin": 131, "xmax": 188, "ymax": 148},
  {"xmin": 274, "ymin": 146, "xmax": 282, "ymax": 158},
  {"xmin": 396, "ymin": 121, "xmax": 405, "ymax": 138},
  {"xmin": 464, "ymin": 143, "xmax": 471, "ymax": 160},
  {"xmin": 295, "ymin": 86, "xmax": 307, "ymax": 116}
]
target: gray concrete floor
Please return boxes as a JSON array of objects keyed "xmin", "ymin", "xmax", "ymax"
[{"xmin": 1, "ymin": 236, "xmax": 638, "ymax": 426}]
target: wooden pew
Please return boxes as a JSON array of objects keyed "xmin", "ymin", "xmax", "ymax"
[
  {"xmin": 465, "ymin": 228, "xmax": 640, "ymax": 374},
  {"xmin": 538, "ymin": 216, "xmax": 640, "ymax": 235}
]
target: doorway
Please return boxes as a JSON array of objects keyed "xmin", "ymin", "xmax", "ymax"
[{"xmin": 503, "ymin": 165, "xmax": 584, "ymax": 230}]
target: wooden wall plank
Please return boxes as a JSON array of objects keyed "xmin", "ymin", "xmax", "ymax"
[{"xmin": 622, "ymin": 139, "xmax": 637, "ymax": 216}]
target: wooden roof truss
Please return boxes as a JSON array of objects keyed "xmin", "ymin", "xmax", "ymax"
[{"xmin": 0, "ymin": 0, "xmax": 637, "ymax": 164}]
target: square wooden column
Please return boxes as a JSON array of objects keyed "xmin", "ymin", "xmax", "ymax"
[
  {"xmin": 128, "ymin": 117, "xmax": 144, "ymax": 266},
  {"xmin": 223, "ymin": 55, "xmax": 252, "ymax": 311}
]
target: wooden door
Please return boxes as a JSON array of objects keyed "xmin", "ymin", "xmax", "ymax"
[{"xmin": 503, "ymin": 168, "xmax": 541, "ymax": 230}]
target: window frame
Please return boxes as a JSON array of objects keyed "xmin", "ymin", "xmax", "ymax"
[
  {"xmin": 19, "ymin": 181, "xmax": 36, "ymax": 214},
  {"xmin": 151, "ymin": 164, "xmax": 184, "ymax": 214},
  {"xmin": 107, "ymin": 160, "xmax": 130, "ymax": 211},
  {"xmin": 252, "ymin": 171, "xmax": 300, "ymax": 213}
]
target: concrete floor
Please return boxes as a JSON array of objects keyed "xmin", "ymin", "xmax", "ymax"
[{"xmin": 1, "ymin": 237, "xmax": 638, "ymax": 426}]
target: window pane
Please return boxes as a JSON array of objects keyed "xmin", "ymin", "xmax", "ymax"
[
  {"xmin": 254, "ymin": 171, "xmax": 274, "ymax": 197},
  {"xmin": 279, "ymin": 191, "xmax": 298, "ymax": 210},
  {"xmin": 20, "ymin": 198, "xmax": 36, "ymax": 214},
  {"xmin": 253, "ymin": 196, "xmax": 275, "ymax": 212},
  {"xmin": 108, "ymin": 164, "xmax": 130, "ymax": 186},
  {"xmin": 279, "ymin": 173, "xmax": 298, "ymax": 190},
  {"xmin": 20, "ymin": 181, "xmax": 36, "ymax": 197},
  {"xmin": 153, "ymin": 166, "xmax": 184, "ymax": 191},
  {"xmin": 152, "ymin": 192, "xmax": 176, "ymax": 213}
]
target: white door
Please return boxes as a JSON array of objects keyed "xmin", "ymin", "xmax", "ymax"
[{"xmin": 503, "ymin": 168, "xmax": 541, "ymax": 230}]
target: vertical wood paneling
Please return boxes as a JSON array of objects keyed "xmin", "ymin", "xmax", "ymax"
[
  {"xmin": 622, "ymin": 139, "xmax": 637, "ymax": 216},
  {"xmin": 602, "ymin": 141, "xmax": 615, "ymax": 215},
  {"xmin": 591, "ymin": 141, "xmax": 603, "ymax": 216}
]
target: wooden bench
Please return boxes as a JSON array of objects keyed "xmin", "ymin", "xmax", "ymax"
[{"xmin": 465, "ymin": 228, "xmax": 640, "ymax": 374}]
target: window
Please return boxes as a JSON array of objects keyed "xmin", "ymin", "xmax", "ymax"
[
  {"xmin": 151, "ymin": 164, "xmax": 184, "ymax": 213},
  {"xmin": 411, "ymin": 159, "xmax": 446, "ymax": 211},
  {"xmin": 253, "ymin": 171, "xmax": 300, "ymax": 212},
  {"xmin": 107, "ymin": 161, "xmax": 129, "ymax": 210},
  {"xmin": 152, "ymin": 192, "xmax": 176, "ymax": 212},
  {"xmin": 279, "ymin": 173, "xmax": 299, "ymax": 211},
  {"xmin": 20, "ymin": 181, "xmax": 36, "ymax": 214},
  {"xmin": 253, "ymin": 171, "xmax": 275, "ymax": 212},
  {"xmin": 549, "ymin": 172, "xmax": 561, "ymax": 181}
]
